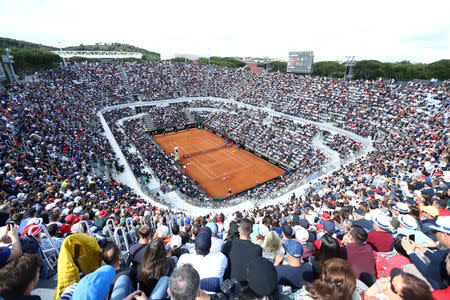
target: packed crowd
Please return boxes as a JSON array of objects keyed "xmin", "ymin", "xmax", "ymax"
[
  {"xmin": 0, "ymin": 61, "xmax": 448, "ymax": 300},
  {"xmin": 326, "ymin": 133, "xmax": 362, "ymax": 159}
]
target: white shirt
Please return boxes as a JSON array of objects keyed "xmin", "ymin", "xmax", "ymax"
[
  {"xmin": 210, "ymin": 237, "xmax": 224, "ymax": 254},
  {"xmin": 177, "ymin": 251, "xmax": 228, "ymax": 282}
]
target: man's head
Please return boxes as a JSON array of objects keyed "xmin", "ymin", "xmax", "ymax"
[
  {"xmin": 238, "ymin": 218, "xmax": 253, "ymax": 238},
  {"xmin": 285, "ymin": 239, "xmax": 303, "ymax": 261},
  {"xmin": 429, "ymin": 215, "xmax": 450, "ymax": 248},
  {"xmin": 422, "ymin": 206, "xmax": 439, "ymax": 219},
  {"xmin": 157, "ymin": 225, "xmax": 169, "ymax": 238},
  {"xmin": 195, "ymin": 226, "xmax": 212, "ymax": 256},
  {"xmin": 349, "ymin": 225, "xmax": 368, "ymax": 244},
  {"xmin": 0, "ymin": 254, "xmax": 42, "ymax": 299},
  {"xmin": 172, "ymin": 223, "xmax": 180, "ymax": 235},
  {"xmin": 24, "ymin": 208, "xmax": 37, "ymax": 219},
  {"xmin": 353, "ymin": 209, "xmax": 365, "ymax": 220},
  {"xmin": 138, "ymin": 225, "xmax": 152, "ymax": 242},
  {"xmin": 102, "ymin": 241, "xmax": 121, "ymax": 270},
  {"xmin": 168, "ymin": 264, "xmax": 201, "ymax": 300},
  {"xmin": 294, "ymin": 226, "xmax": 309, "ymax": 243}
]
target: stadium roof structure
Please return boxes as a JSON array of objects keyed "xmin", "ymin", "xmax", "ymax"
[{"xmin": 51, "ymin": 50, "xmax": 143, "ymax": 59}]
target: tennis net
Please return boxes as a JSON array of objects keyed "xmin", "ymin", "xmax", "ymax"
[{"xmin": 182, "ymin": 143, "xmax": 232, "ymax": 159}]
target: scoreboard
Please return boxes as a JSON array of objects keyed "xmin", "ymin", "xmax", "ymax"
[{"xmin": 287, "ymin": 51, "xmax": 314, "ymax": 74}]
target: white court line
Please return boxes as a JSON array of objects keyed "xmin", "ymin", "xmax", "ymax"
[
  {"xmin": 197, "ymin": 138, "xmax": 255, "ymax": 178},
  {"xmin": 171, "ymin": 141, "xmax": 216, "ymax": 178},
  {"xmin": 202, "ymin": 138, "xmax": 252, "ymax": 168}
]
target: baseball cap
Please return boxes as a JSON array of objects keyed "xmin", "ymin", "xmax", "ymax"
[
  {"xmin": 285, "ymin": 239, "xmax": 303, "ymax": 259},
  {"xmin": 170, "ymin": 235, "xmax": 182, "ymax": 249},
  {"xmin": 422, "ymin": 206, "xmax": 439, "ymax": 218},
  {"xmin": 21, "ymin": 222, "xmax": 43, "ymax": 238},
  {"xmin": 323, "ymin": 221, "xmax": 335, "ymax": 233},
  {"xmin": 247, "ymin": 257, "xmax": 278, "ymax": 296},
  {"xmin": 98, "ymin": 210, "xmax": 107, "ymax": 218},
  {"xmin": 299, "ymin": 218, "xmax": 310, "ymax": 229},
  {"xmin": 65, "ymin": 214, "xmax": 77, "ymax": 223},
  {"xmin": 354, "ymin": 209, "xmax": 366, "ymax": 216},
  {"xmin": 320, "ymin": 213, "xmax": 331, "ymax": 221},
  {"xmin": 195, "ymin": 226, "xmax": 212, "ymax": 253}
]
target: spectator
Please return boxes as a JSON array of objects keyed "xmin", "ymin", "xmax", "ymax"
[
  {"xmin": 0, "ymin": 254, "xmax": 42, "ymax": 300},
  {"xmin": 129, "ymin": 225, "xmax": 151, "ymax": 268},
  {"xmin": 401, "ymin": 214, "xmax": 450, "ymax": 290},
  {"xmin": 287, "ymin": 258, "xmax": 360, "ymax": 300},
  {"xmin": 103, "ymin": 241, "xmax": 129, "ymax": 284},
  {"xmin": 138, "ymin": 238, "xmax": 175, "ymax": 296},
  {"xmin": 0, "ymin": 223, "xmax": 22, "ymax": 269},
  {"xmin": 72, "ymin": 265, "xmax": 116, "ymax": 300},
  {"xmin": 310, "ymin": 234, "xmax": 341, "ymax": 278},
  {"xmin": 395, "ymin": 215, "xmax": 437, "ymax": 248},
  {"xmin": 206, "ymin": 223, "xmax": 224, "ymax": 254},
  {"xmin": 277, "ymin": 239, "xmax": 314, "ymax": 290},
  {"xmin": 261, "ymin": 231, "xmax": 284, "ymax": 264},
  {"xmin": 223, "ymin": 218, "xmax": 262, "ymax": 284},
  {"xmin": 177, "ymin": 226, "xmax": 227, "ymax": 286},
  {"xmin": 168, "ymin": 264, "xmax": 206, "ymax": 300},
  {"xmin": 367, "ymin": 215, "xmax": 393, "ymax": 252},
  {"xmin": 342, "ymin": 225, "xmax": 376, "ymax": 278},
  {"xmin": 364, "ymin": 268, "xmax": 432, "ymax": 300}
]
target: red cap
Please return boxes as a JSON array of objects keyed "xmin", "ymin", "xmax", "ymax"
[
  {"xmin": 320, "ymin": 213, "xmax": 331, "ymax": 221},
  {"xmin": 21, "ymin": 223, "xmax": 43, "ymax": 238},
  {"xmin": 65, "ymin": 214, "xmax": 77, "ymax": 223},
  {"xmin": 98, "ymin": 210, "xmax": 107, "ymax": 218}
]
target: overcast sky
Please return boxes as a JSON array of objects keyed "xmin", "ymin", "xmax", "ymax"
[{"xmin": 1, "ymin": 0, "xmax": 449, "ymax": 62}]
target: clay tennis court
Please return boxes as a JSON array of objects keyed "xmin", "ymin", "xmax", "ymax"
[{"xmin": 153, "ymin": 128, "xmax": 285, "ymax": 198}]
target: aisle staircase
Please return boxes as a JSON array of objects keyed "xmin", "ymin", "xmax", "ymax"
[
  {"xmin": 184, "ymin": 109, "xmax": 196, "ymax": 124},
  {"xmin": 143, "ymin": 115, "xmax": 156, "ymax": 131},
  {"xmin": 119, "ymin": 65, "xmax": 133, "ymax": 102},
  {"xmin": 169, "ymin": 63, "xmax": 184, "ymax": 98}
]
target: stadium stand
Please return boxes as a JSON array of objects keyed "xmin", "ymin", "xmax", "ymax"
[{"xmin": 0, "ymin": 61, "xmax": 448, "ymax": 299}]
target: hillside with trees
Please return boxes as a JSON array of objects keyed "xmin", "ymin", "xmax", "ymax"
[
  {"xmin": 63, "ymin": 42, "xmax": 160, "ymax": 60},
  {"xmin": 0, "ymin": 38, "xmax": 161, "ymax": 80}
]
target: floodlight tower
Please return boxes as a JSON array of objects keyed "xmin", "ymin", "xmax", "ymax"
[
  {"xmin": 1, "ymin": 48, "xmax": 18, "ymax": 83},
  {"xmin": 344, "ymin": 56, "xmax": 356, "ymax": 81},
  {"xmin": 59, "ymin": 42, "xmax": 67, "ymax": 67}
]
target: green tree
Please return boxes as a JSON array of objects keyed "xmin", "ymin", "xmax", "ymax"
[
  {"xmin": 269, "ymin": 61, "xmax": 287, "ymax": 72},
  {"xmin": 312, "ymin": 61, "xmax": 345, "ymax": 77}
]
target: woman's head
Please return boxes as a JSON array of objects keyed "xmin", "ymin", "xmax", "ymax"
[
  {"xmin": 140, "ymin": 238, "xmax": 167, "ymax": 283},
  {"xmin": 318, "ymin": 234, "xmax": 340, "ymax": 263},
  {"xmin": 262, "ymin": 231, "xmax": 282, "ymax": 254},
  {"xmin": 390, "ymin": 272, "xmax": 432, "ymax": 300},
  {"xmin": 306, "ymin": 258, "xmax": 356, "ymax": 300},
  {"xmin": 393, "ymin": 235, "xmax": 408, "ymax": 257}
]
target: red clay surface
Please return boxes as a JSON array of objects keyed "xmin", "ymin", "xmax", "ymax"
[{"xmin": 153, "ymin": 128, "xmax": 285, "ymax": 198}]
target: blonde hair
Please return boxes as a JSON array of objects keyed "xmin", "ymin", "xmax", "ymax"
[{"xmin": 262, "ymin": 231, "xmax": 282, "ymax": 254}]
